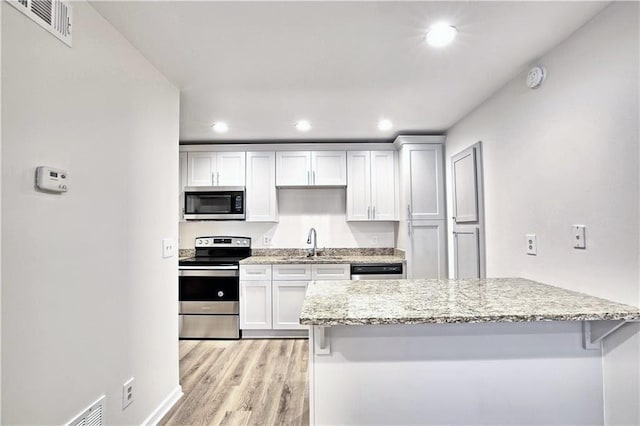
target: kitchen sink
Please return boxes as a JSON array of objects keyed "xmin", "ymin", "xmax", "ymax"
[{"xmin": 287, "ymin": 255, "xmax": 343, "ymax": 261}]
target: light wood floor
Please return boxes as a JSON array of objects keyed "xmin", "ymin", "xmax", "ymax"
[{"xmin": 160, "ymin": 339, "xmax": 309, "ymax": 426}]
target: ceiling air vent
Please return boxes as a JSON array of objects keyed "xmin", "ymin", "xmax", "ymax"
[
  {"xmin": 66, "ymin": 395, "xmax": 106, "ymax": 426},
  {"xmin": 7, "ymin": 0, "xmax": 72, "ymax": 47}
]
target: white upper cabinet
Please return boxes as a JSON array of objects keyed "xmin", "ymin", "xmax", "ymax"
[
  {"xmin": 246, "ymin": 151, "xmax": 278, "ymax": 222},
  {"xmin": 405, "ymin": 144, "xmax": 444, "ymax": 221},
  {"xmin": 312, "ymin": 151, "xmax": 347, "ymax": 186},
  {"xmin": 347, "ymin": 150, "xmax": 397, "ymax": 221},
  {"xmin": 276, "ymin": 151, "xmax": 346, "ymax": 186},
  {"xmin": 186, "ymin": 151, "xmax": 245, "ymax": 187},
  {"xmin": 217, "ymin": 152, "xmax": 246, "ymax": 186}
]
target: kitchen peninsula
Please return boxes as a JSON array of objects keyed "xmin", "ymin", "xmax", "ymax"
[{"xmin": 300, "ymin": 278, "xmax": 640, "ymax": 425}]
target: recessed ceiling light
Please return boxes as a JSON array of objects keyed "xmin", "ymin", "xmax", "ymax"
[
  {"xmin": 296, "ymin": 120, "xmax": 312, "ymax": 132},
  {"xmin": 426, "ymin": 22, "xmax": 457, "ymax": 48},
  {"xmin": 211, "ymin": 122, "xmax": 229, "ymax": 133},
  {"xmin": 378, "ymin": 119, "xmax": 393, "ymax": 131}
]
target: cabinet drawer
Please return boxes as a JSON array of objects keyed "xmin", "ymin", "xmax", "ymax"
[
  {"xmin": 272, "ymin": 264, "xmax": 312, "ymax": 280},
  {"xmin": 312, "ymin": 264, "xmax": 350, "ymax": 280},
  {"xmin": 240, "ymin": 264, "xmax": 272, "ymax": 281}
]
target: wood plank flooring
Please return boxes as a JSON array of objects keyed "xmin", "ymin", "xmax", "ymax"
[{"xmin": 160, "ymin": 339, "xmax": 309, "ymax": 426}]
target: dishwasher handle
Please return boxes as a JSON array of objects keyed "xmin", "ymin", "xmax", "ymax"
[{"xmin": 350, "ymin": 263, "xmax": 404, "ymax": 276}]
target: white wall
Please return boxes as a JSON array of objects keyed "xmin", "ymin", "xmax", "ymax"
[
  {"xmin": 444, "ymin": 3, "xmax": 639, "ymax": 424},
  {"xmin": 180, "ymin": 188, "xmax": 395, "ymax": 249},
  {"xmin": 1, "ymin": 2, "xmax": 180, "ymax": 424}
]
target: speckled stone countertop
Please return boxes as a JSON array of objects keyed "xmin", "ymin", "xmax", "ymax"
[
  {"xmin": 299, "ymin": 277, "xmax": 640, "ymax": 325},
  {"xmin": 240, "ymin": 248, "xmax": 405, "ymax": 265}
]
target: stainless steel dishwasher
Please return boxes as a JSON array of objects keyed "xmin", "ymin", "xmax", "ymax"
[{"xmin": 350, "ymin": 263, "xmax": 406, "ymax": 280}]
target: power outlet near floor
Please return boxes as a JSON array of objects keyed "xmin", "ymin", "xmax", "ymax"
[{"xmin": 122, "ymin": 377, "xmax": 134, "ymax": 410}]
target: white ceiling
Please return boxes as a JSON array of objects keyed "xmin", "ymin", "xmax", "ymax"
[{"xmin": 91, "ymin": 1, "xmax": 609, "ymax": 142}]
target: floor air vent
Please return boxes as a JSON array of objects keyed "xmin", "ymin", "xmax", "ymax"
[
  {"xmin": 7, "ymin": 0, "xmax": 72, "ymax": 47},
  {"xmin": 67, "ymin": 395, "xmax": 106, "ymax": 426}
]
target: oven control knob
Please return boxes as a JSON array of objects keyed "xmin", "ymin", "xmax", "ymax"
[
  {"xmin": 217, "ymin": 291, "xmax": 224, "ymax": 297},
  {"xmin": 236, "ymin": 241, "xmax": 240, "ymax": 245}
]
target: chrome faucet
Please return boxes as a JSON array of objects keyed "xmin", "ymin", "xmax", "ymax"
[{"xmin": 306, "ymin": 227, "xmax": 318, "ymax": 257}]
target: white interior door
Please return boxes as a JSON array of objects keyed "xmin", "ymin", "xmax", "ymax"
[
  {"xmin": 453, "ymin": 229, "xmax": 480, "ymax": 279},
  {"xmin": 451, "ymin": 142, "xmax": 485, "ymax": 279},
  {"xmin": 452, "ymin": 147, "xmax": 478, "ymax": 223}
]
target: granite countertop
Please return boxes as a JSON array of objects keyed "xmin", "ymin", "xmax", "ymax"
[
  {"xmin": 240, "ymin": 255, "xmax": 405, "ymax": 265},
  {"xmin": 299, "ymin": 277, "xmax": 640, "ymax": 325},
  {"xmin": 239, "ymin": 248, "xmax": 405, "ymax": 265}
]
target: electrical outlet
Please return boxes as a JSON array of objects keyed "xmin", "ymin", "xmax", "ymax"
[
  {"xmin": 526, "ymin": 234, "xmax": 537, "ymax": 255},
  {"xmin": 370, "ymin": 235, "xmax": 378, "ymax": 246},
  {"xmin": 122, "ymin": 377, "xmax": 134, "ymax": 410},
  {"xmin": 162, "ymin": 238, "xmax": 175, "ymax": 258},
  {"xmin": 263, "ymin": 235, "xmax": 271, "ymax": 246},
  {"xmin": 573, "ymin": 225, "xmax": 586, "ymax": 249}
]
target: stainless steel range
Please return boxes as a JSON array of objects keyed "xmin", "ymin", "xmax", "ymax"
[{"xmin": 178, "ymin": 236, "xmax": 251, "ymax": 339}]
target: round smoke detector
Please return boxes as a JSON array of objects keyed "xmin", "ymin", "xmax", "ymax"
[{"xmin": 526, "ymin": 65, "xmax": 546, "ymax": 89}]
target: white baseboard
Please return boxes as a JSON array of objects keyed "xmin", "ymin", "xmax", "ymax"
[{"xmin": 142, "ymin": 385, "xmax": 183, "ymax": 426}]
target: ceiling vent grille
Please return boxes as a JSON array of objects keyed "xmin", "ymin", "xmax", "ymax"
[
  {"xmin": 66, "ymin": 395, "xmax": 106, "ymax": 426},
  {"xmin": 7, "ymin": 0, "xmax": 72, "ymax": 47}
]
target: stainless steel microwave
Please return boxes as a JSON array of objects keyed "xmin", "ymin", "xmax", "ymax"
[{"xmin": 184, "ymin": 187, "xmax": 245, "ymax": 220}]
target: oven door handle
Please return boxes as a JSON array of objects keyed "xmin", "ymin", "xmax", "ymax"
[{"xmin": 179, "ymin": 269, "xmax": 239, "ymax": 277}]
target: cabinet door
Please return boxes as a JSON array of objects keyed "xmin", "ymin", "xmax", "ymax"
[
  {"xmin": 407, "ymin": 145, "xmax": 444, "ymax": 220},
  {"xmin": 179, "ymin": 152, "xmax": 188, "ymax": 221},
  {"xmin": 217, "ymin": 152, "xmax": 246, "ymax": 186},
  {"xmin": 370, "ymin": 151, "xmax": 397, "ymax": 221},
  {"xmin": 346, "ymin": 151, "xmax": 371, "ymax": 221},
  {"xmin": 409, "ymin": 221, "xmax": 446, "ymax": 279},
  {"xmin": 312, "ymin": 151, "xmax": 346, "ymax": 186},
  {"xmin": 246, "ymin": 152, "xmax": 278, "ymax": 222},
  {"xmin": 272, "ymin": 281, "xmax": 308, "ymax": 330},
  {"xmin": 451, "ymin": 146, "xmax": 479, "ymax": 223},
  {"xmin": 276, "ymin": 151, "xmax": 311, "ymax": 186},
  {"xmin": 187, "ymin": 152, "xmax": 216, "ymax": 186},
  {"xmin": 272, "ymin": 264, "xmax": 312, "ymax": 280},
  {"xmin": 240, "ymin": 280, "xmax": 272, "ymax": 329}
]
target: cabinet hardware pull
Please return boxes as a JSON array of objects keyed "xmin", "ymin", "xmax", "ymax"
[
  {"xmin": 407, "ymin": 204, "xmax": 412, "ymax": 219},
  {"xmin": 367, "ymin": 206, "xmax": 371, "ymax": 219},
  {"xmin": 313, "ymin": 171, "xmax": 316, "ymax": 185},
  {"xmin": 373, "ymin": 206, "xmax": 376, "ymax": 220},
  {"xmin": 408, "ymin": 221, "xmax": 412, "ymax": 236},
  {"xmin": 217, "ymin": 172, "xmax": 220, "ymax": 185},
  {"xmin": 212, "ymin": 172, "xmax": 216, "ymax": 185},
  {"xmin": 308, "ymin": 171, "xmax": 310, "ymax": 185}
]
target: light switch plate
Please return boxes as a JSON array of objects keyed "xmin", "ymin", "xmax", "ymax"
[
  {"xmin": 162, "ymin": 238, "xmax": 175, "ymax": 258},
  {"xmin": 573, "ymin": 225, "xmax": 586, "ymax": 249},
  {"xmin": 526, "ymin": 234, "xmax": 537, "ymax": 255}
]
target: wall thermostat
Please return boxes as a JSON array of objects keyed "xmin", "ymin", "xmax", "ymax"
[
  {"xmin": 526, "ymin": 65, "xmax": 546, "ymax": 89},
  {"xmin": 36, "ymin": 166, "xmax": 69, "ymax": 193}
]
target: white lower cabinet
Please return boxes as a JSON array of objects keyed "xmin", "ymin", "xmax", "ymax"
[
  {"xmin": 240, "ymin": 263, "xmax": 348, "ymax": 335},
  {"xmin": 272, "ymin": 281, "xmax": 309, "ymax": 330},
  {"xmin": 240, "ymin": 280, "xmax": 272, "ymax": 329}
]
